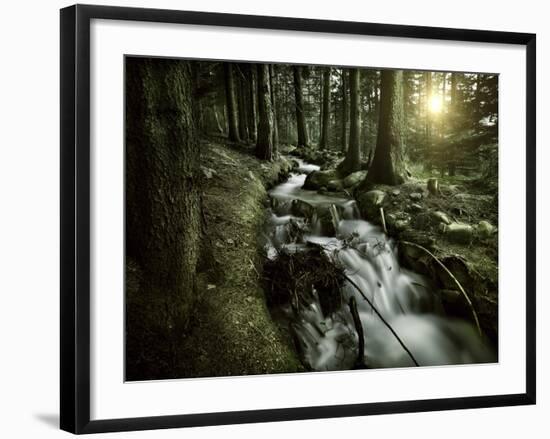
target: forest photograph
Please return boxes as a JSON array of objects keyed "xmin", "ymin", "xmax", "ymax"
[{"xmin": 125, "ymin": 56, "xmax": 498, "ymax": 382}]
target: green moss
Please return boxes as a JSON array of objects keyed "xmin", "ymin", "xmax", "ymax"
[{"xmin": 173, "ymin": 142, "xmax": 303, "ymax": 378}]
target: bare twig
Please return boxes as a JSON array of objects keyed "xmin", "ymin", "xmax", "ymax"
[
  {"xmin": 343, "ymin": 272, "xmax": 420, "ymax": 367},
  {"xmin": 348, "ymin": 296, "xmax": 366, "ymax": 367},
  {"xmin": 400, "ymin": 240, "xmax": 482, "ymax": 335}
]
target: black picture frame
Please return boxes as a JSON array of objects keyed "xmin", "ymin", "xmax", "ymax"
[{"xmin": 60, "ymin": 4, "xmax": 536, "ymax": 434}]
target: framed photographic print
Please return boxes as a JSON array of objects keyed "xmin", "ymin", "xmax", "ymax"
[{"xmin": 60, "ymin": 4, "xmax": 536, "ymax": 434}]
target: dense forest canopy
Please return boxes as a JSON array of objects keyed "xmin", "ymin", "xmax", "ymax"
[{"xmin": 194, "ymin": 61, "xmax": 498, "ymax": 179}]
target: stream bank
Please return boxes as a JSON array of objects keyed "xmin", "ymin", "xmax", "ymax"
[{"xmin": 175, "ymin": 141, "xmax": 303, "ymax": 378}]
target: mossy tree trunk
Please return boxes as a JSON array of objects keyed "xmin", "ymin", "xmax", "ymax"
[
  {"xmin": 339, "ymin": 68, "xmax": 361, "ymax": 174},
  {"xmin": 341, "ymin": 69, "xmax": 349, "ymax": 152},
  {"xmin": 247, "ymin": 64, "xmax": 258, "ymax": 143},
  {"xmin": 236, "ymin": 65, "xmax": 249, "ymax": 142},
  {"xmin": 256, "ymin": 64, "xmax": 274, "ymax": 160},
  {"xmin": 319, "ymin": 68, "xmax": 331, "ymax": 149},
  {"xmin": 364, "ymin": 69, "xmax": 407, "ymax": 186},
  {"xmin": 269, "ymin": 64, "xmax": 279, "ymax": 153},
  {"xmin": 224, "ymin": 62, "xmax": 240, "ymax": 142},
  {"xmin": 293, "ymin": 65, "xmax": 310, "ymax": 148},
  {"xmin": 125, "ymin": 57, "xmax": 202, "ymax": 378}
]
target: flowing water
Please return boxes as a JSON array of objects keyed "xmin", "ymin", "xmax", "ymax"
[{"xmin": 264, "ymin": 159, "xmax": 495, "ymax": 371}]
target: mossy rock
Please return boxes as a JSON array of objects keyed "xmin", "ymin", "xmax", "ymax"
[
  {"xmin": 443, "ymin": 223, "xmax": 474, "ymax": 245},
  {"xmin": 356, "ymin": 189, "xmax": 387, "ymax": 219},
  {"xmin": 303, "ymin": 169, "xmax": 339, "ymax": 190},
  {"xmin": 327, "ymin": 179, "xmax": 344, "ymax": 191},
  {"xmin": 343, "ymin": 170, "xmax": 367, "ymax": 188}
]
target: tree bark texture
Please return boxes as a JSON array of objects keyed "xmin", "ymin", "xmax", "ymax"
[
  {"xmin": 340, "ymin": 68, "xmax": 361, "ymax": 174},
  {"xmin": 269, "ymin": 64, "xmax": 279, "ymax": 152},
  {"xmin": 256, "ymin": 64, "xmax": 274, "ymax": 160},
  {"xmin": 365, "ymin": 69, "xmax": 407, "ymax": 185},
  {"xmin": 319, "ymin": 68, "xmax": 331, "ymax": 149},
  {"xmin": 125, "ymin": 57, "xmax": 202, "ymax": 378},
  {"xmin": 293, "ymin": 65, "xmax": 310, "ymax": 148},
  {"xmin": 224, "ymin": 63, "xmax": 240, "ymax": 142}
]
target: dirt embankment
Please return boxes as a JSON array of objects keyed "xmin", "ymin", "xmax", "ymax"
[{"xmin": 175, "ymin": 141, "xmax": 304, "ymax": 378}]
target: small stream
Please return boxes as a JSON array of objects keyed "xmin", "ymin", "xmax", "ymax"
[{"xmin": 264, "ymin": 159, "xmax": 495, "ymax": 371}]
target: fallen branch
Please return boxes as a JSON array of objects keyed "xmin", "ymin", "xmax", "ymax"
[
  {"xmin": 400, "ymin": 240, "xmax": 482, "ymax": 336},
  {"xmin": 342, "ymin": 271, "xmax": 420, "ymax": 367},
  {"xmin": 348, "ymin": 296, "xmax": 366, "ymax": 368},
  {"xmin": 379, "ymin": 207, "xmax": 388, "ymax": 234}
]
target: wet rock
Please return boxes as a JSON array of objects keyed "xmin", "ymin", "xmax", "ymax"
[
  {"xmin": 435, "ymin": 256, "xmax": 473, "ymax": 292},
  {"xmin": 391, "ymin": 189, "xmax": 401, "ymax": 197},
  {"xmin": 343, "ymin": 170, "xmax": 367, "ymax": 188},
  {"xmin": 271, "ymin": 198, "xmax": 292, "ymax": 215},
  {"xmin": 431, "ymin": 210, "xmax": 452, "ymax": 225},
  {"xmin": 409, "ymin": 192, "xmax": 423, "ymax": 201},
  {"xmin": 476, "ymin": 220, "xmax": 496, "ymax": 239},
  {"xmin": 360, "ymin": 190, "xmax": 386, "ymax": 207},
  {"xmin": 313, "ymin": 206, "xmax": 337, "ymax": 236},
  {"xmin": 410, "ymin": 203, "xmax": 423, "ymax": 212},
  {"xmin": 394, "ymin": 220, "xmax": 410, "ymax": 231},
  {"xmin": 443, "ymin": 223, "xmax": 474, "ymax": 244},
  {"xmin": 327, "ymin": 179, "xmax": 344, "ymax": 191},
  {"xmin": 303, "ymin": 169, "xmax": 338, "ymax": 190},
  {"xmin": 438, "ymin": 289, "xmax": 472, "ymax": 321},
  {"xmin": 356, "ymin": 189, "xmax": 386, "ymax": 219},
  {"xmin": 291, "ymin": 199, "xmax": 314, "ymax": 218}
]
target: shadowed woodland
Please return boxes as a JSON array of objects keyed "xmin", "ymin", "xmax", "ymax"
[{"xmin": 126, "ymin": 57, "xmax": 498, "ymax": 381}]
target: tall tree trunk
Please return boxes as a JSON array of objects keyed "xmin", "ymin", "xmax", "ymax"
[
  {"xmin": 224, "ymin": 63, "xmax": 240, "ymax": 142},
  {"xmin": 247, "ymin": 64, "xmax": 258, "ymax": 142},
  {"xmin": 293, "ymin": 65, "xmax": 309, "ymax": 148},
  {"xmin": 475, "ymin": 73, "xmax": 484, "ymax": 122},
  {"xmin": 125, "ymin": 57, "xmax": 201, "ymax": 379},
  {"xmin": 448, "ymin": 73, "xmax": 460, "ymax": 176},
  {"xmin": 236, "ymin": 65, "xmax": 249, "ymax": 142},
  {"xmin": 425, "ymin": 71, "xmax": 432, "ymax": 142},
  {"xmin": 339, "ymin": 68, "xmax": 361, "ymax": 174},
  {"xmin": 269, "ymin": 64, "xmax": 279, "ymax": 153},
  {"xmin": 256, "ymin": 64, "xmax": 274, "ymax": 160},
  {"xmin": 364, "ymin": 70, "xmax": 406, "ymax": 186},
  {"xmin": 450, "ymin": 73, "xmax": 458, "ymax": 127},
  {"xmin": 319, "ymin": 68, "xmax": 331, "ymax": 149},
  {"xmin": 341, "ymin": 69, "xmax": 348, "ymax": 152}
]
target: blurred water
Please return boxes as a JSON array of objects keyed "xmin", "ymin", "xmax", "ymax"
[{"xmin": 264, "ymin": 158, "xmax": 495, "ymax": 371}]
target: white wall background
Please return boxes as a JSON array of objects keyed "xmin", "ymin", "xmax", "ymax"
[{"xmin": 0, "ymin": 0, "xmax": 546, "ymax": 437}]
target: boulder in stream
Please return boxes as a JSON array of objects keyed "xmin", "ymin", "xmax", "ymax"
[
  {"xmin": 313, "ymin": 205, "xmax": 338, "ymax": 236},
  {"xmin": 327, "ymin": 179, "xmax": 344, "ymax": 191},
  {"xmin": 356, "ymin": 189, "xmax": 387, "ymax": 219},
  {"xmin": 303, "ymin": 169, "xmax": 338, "ymax": 190},
  {"xmin": 291, "ymin": 199, "xmax": 314, "ymax": 218}
]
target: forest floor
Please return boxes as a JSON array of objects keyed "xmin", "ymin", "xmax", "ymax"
[{"xmin": 175, "ymin": 140, "xmax": 304, "ymax": 378}]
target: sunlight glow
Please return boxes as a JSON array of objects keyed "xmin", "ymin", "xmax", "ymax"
[{"xmin": 429, "ymin": 96, "xmax": 443, "ymax": 114}]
